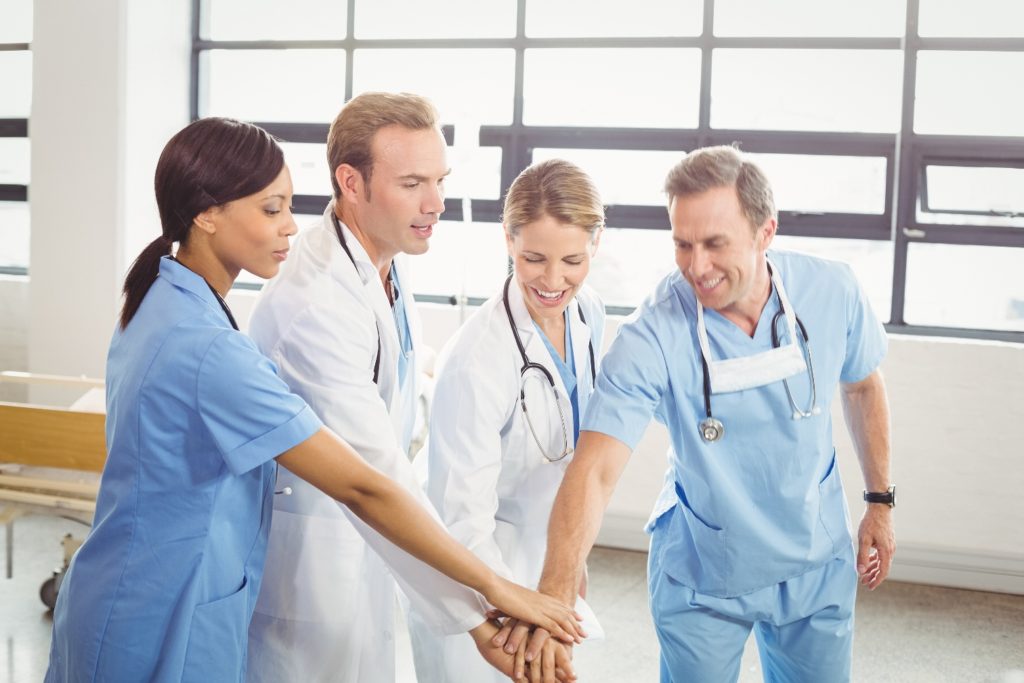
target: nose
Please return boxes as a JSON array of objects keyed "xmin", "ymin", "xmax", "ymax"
[
  {"xmin": 423, "ymin": 182, "xmax": 445, "ymax": 218},
  {"xmin": 688, "ymin": 245, "xmax": 711, "ymax": 277},
  {"xmin": 283, "ymin": 212, "xmax": 299, "ymax": 237}
]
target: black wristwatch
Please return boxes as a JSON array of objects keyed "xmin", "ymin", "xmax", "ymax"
[{"xmin": 863, "ymin": 485, "xmax": 896, "ymax": 508}]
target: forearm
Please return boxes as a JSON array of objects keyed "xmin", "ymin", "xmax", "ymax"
[
  {"xmin": 539, "ymin": 431, "xmax": 630, "ymax": 603},
  {"xmin": 278, "ymin": 429, "xmax": 497, "ymax": 597},
  {"xmin": 841, "ymin": 369, "xmax": 892, "ymax": 491}
]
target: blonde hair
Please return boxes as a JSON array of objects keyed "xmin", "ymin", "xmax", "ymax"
[
  {"xmin": 327, "ymin": 91, "xmax": 440, "ymax": 198},
  {"xmin": 664, "ymin": 145, "xmax": 777, "ymax": 230},
  {"xmin": 503, "ymin": 159, "xmax": 604, "ymax": 238}
]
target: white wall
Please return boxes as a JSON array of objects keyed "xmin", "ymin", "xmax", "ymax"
[{"xmin": 4, "ymin": 1, "xmax": 1021, "ymax": 595}]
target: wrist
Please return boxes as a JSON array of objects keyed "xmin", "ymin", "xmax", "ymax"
[{"xmin": 863, "ymin": 484, "xmax": 896, "ymax": 509}]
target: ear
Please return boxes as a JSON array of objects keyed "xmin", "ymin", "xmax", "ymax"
[
  {"xmin": 335, "ymin": 163, "xmax": 365, "ymax": 205},
  {"xmin": 757, "ymin": 217, "xmax": 778, "ymax": 251},
  {"xmin": 589, "ymin": 226, "xmax": 603, "ymax": 257},
  {"xmin": 193, "ymin": 207, "xmax": 218, "ymax": 236},
  {"xmin": 503, "ymin": 223, "xmax": 515, "ymax": 258}
]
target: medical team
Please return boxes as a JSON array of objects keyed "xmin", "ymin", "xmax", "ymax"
[{"xmin": 45, "ymin": 93, "xmax": 894, "ymax": 683}]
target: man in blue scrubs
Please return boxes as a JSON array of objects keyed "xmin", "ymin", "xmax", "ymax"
[{"xmin": 528, "ymin": 146, "xmax": 895, "ymax": 682}]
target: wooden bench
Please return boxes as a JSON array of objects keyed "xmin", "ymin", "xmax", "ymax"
[{"xmin": 0, "ymin": 372, "xmax": 106, "ymax": 591}]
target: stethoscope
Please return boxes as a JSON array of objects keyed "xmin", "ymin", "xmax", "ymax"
[
  {"xmin": 502, "ymin": 275, "xmax": 596, "ymax": 463},
  {"xmin": 331, "ymin": 212, "xmax": 383, "ymax": 386},
  {"xmin": 697, "ymin": 280, "xmax": 819, "ymax": 444}
]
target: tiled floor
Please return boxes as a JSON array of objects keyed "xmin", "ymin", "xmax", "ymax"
[{"xmin": 3, "ymin": 514, "xmax": 1023, "ymax": 682}]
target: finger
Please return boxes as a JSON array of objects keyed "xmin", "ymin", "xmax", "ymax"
[
  {"xmin": 541, "ymin": 641, "xmax": 556, "ymax": 683},
  {"xmin": 505, "ymin": 621, "xmax": 532, "ymax": 655},
  {"xmin": 554, "ymin": 644, "xmax": 575, "ymax": 681},
  {"xmin": 526, "ymin": 627, "xmax": 552, "ymax": 662},
  {"xmin": 492, "ymin": 618, "xmax": 518, "ymax": 648},
  {"xmin": 515, "ymin": 633, "xmax": 527, "ymax": 682},
  {"xmin": 856, "ymin": 537, "xmax": 874, "ymax": 574},
  {"xmin": 529, "ymin": 645, "xmax": 542, "ymax": 683}
]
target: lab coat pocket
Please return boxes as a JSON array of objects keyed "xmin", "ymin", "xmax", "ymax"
[
  {"xmin": 181, "ymin": 576, "xmax": 249, "ymax": 682},
  {"xmin": 817, "ymin": 450, "xmax": 852, "ymax": 555}
]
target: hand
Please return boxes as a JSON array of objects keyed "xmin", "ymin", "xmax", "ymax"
[
  {"xmin": 470, "ymin": 620, "xmax": 516, "ymax": 679},
  {"xmin": 520, "ymin": 631, "xmax": 575, "ymax": 683},
  {"xmin": 857, "ymin": 504, "xmax": 895, "ymax": 590},
  {"xmin": 483, "ymin": 577, "xmax": 585, "ymax": 645}
]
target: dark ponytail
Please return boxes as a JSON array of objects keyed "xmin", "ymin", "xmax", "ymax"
[{"xmin": 119, "ymin": 117, "xmax": 284, "ymax": 329}]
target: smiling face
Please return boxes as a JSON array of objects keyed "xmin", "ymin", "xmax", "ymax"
[
  {"xmin": 670, "ymin": 184, "xmax": 776, "ymax": 326},
  {"xmin": 337, "ymin": 124, "xmax": 448, "ymax": 264},
  {"xmin": 205, "ymin": 165, "xmax": 297, "ymax": 281},
  {"xmin": 507, "ymin": 213, "xmax": 599, "ymax": 326}
]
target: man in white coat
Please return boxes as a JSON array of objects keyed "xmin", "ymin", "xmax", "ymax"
[{"xmin": 245, "ymin": 92, "xmax": 522, "ymax": 682}]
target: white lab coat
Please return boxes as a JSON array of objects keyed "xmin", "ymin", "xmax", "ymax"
[
  {"xmin": 245, "ymin": 204, "xmax": 485, "ymax": 683},
  {"xmin": 409, "ymin": 277, "xmax": 605, "ymax": 683}
]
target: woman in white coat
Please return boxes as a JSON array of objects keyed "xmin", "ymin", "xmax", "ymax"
[{"xmin": 411, "ymin": 159, "xmax": 606, "ymax": 683}]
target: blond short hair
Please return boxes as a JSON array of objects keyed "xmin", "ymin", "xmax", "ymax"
[
  {"xmin": 327, "ymin": 92, "xmax": 440, "ymax": 198},
  {"xmin": 503, "ymin": 159, "xmax": 604, "ymax": 238}
]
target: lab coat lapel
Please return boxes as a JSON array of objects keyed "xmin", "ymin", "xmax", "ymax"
[
  {"xmin": 508, "ymin": 275, "xmax": 571, "ymax": 401},
  {"xmin": 568, "ymin": 297, "xmax": 594, "ymax": 401},
  {"xmin": 324, "ymin": 208, "xmax": 402, "ymax": 407}
]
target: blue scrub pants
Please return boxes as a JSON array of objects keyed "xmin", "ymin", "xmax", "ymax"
[{"xmin": 649, "ymin": 542, "xmax": 856, "ymax": 683}]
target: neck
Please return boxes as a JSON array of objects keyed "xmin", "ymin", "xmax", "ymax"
[
  {"xmin": 174, "ymin": 242, "xmax": 236, "ymax": 297},
  {"xmin": 719, "ymin": 259, "xmax": 772, "ymax": 337},
  {"xmin": 335, "ymin": 205, "xmax": 395, "ymax": 285}
]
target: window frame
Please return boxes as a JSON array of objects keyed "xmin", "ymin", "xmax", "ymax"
[
  {"xmin": 190, "ymin": 0, "xmax": 1024, "ymax": 343},
  {"xmin": 0, "ymin": 40, "xmax": 30, "ymax": 277}
]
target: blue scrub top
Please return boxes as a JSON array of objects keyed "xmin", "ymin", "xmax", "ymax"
[
  {"xmin": 534, "ymin": 308, "xmax": 581, "ymax": 445},
  {"xmin": 582, "ymin": 250, "xmax": 886, "ymax": 598},
  {"xmin": 390, "ymin": 262, "xmax": 414, "ymax": 390},
  {"xmin": 46, "ymin": 257, "xmax": 322, "ymax": 683}
]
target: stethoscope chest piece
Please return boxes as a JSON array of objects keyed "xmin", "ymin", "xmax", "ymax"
[{"xmin": 699, "ymin": 417, "xmax": 725, "ymax": 443}]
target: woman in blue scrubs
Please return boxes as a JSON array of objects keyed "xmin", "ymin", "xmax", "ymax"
[{"xmin": 44, "ymin": 118, "xmax": 583, "ymax": 683}]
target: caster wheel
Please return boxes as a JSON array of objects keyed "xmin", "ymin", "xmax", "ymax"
[{"xmin": 40, "ymin": 576, "xmax": 58, "ymax": 610}]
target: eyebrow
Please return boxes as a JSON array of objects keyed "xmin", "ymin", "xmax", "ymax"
[
  {"xmin": 522, "ymin": 250, "xmax": 587, "ymax": 258},
  {"xmin": 398, "ymin": 168, "xmax": 452, "ymax": 182},
  {"xmin": 262, "ymin": 193, "xmax": 291, "ymax": 201}
]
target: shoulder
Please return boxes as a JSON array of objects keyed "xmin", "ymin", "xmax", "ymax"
[
  {"xmin": 771, "ymin": 249, "xmax": 859, "ymax": 293},
  {"xmin": 436, "ymin": 292, "xmax": 516, "ymax": 379}
]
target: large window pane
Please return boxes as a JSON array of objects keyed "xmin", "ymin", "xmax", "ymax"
[
  {"xmin": 716, "ymin": 0, "xmax": 905, "ymax": 37},
  {"xmin": 203, "ymin": 49, "xmax": 346, "ymax": 123},
  {"xmin": 919, "ymin": 0, "xmax": 1024, "ymax": 37},
  {"xmin": 356, "ymin": 0, "xmax": 514, "ymax": 38},
  {"xmin": 354, "ymin": 49, "xmax": 515, "ymax": 125},
  {"xmin": 748, "ymin": 153, "xmax": 888, "ymax": 214},
  {"xmin": 526, "ymin": 0, "xmax": 701, "ymax": 37},
  {"xmin": 446, "ymin": 146, "xmax": 503, "ymax": 200},
  {"xmin": 405, "ymin": 220, "xmax": 508, "ymax": 300},
  {"xmin": 0, "ymin": 51, "xmax": 32, "ymax": 118},
  {"xmin": 0, "ymin": 138, "xmax": 30, "ymax": 186},
  {"xmin": 524, "ymin": 49, "xmax": 701, "ymax": 128},
  {"xmin": 532, "ymin": 148, "xmax": 684, "ymax": 206},
  {"xmin": 204, "ymin": 0, "xmax": 346, "ymax": 40},
  {"xmin": 0, "ymin": 0, "xmax": 32, "ymax": 42},
  {"xmin": 281, "ymin": 142, "xmax": 331, "ymax": 198},
  {"xmin": 904, "ymin": 243, "xmax": 1024, "ymax": 331},
  {"xmin": 712, "ymin": 49, "xmax": 903, "ymax": 133},
  {"xmin": 0, "ymin": 202, "xmax": 29, "ymax": 269},
  {"xmin": 915, "ymin": 52, "xmax": 1024, "ymax": 137},
  {"xmin": 587, "ymin": 227, "xmax": 677, "ymax": 308},
  {"xmin": 925, "ymin": 165, "xmax": 1024, "ymax": 217},
  {"xmin": 771, "ymin": 235, "xmax": 893, "ymax": 322}
]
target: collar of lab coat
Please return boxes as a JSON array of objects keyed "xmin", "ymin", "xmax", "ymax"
[
  {"xmin": 506, "ymin": 274, "xmax": 594, "ymax": 401},
  {"xmin": 318, "ymin": 203, "xmax": 422, "ymax": 382}
]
